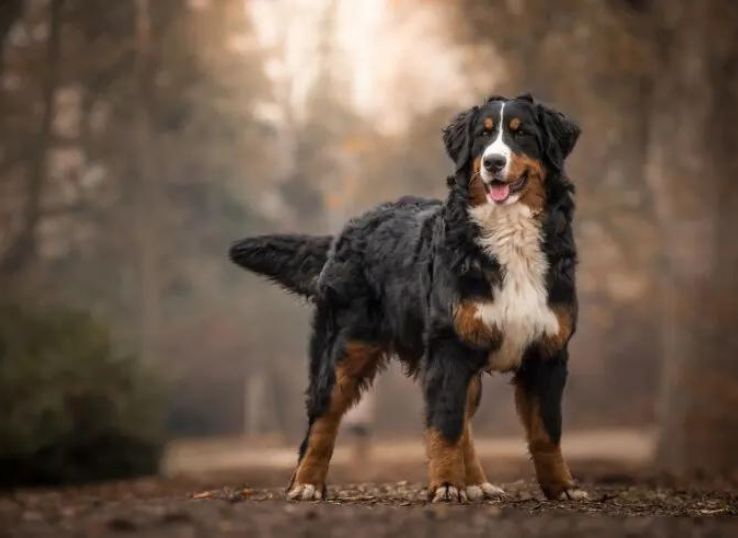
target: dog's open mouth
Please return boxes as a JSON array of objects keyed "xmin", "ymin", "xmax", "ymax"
[{"xmin": 484, "ymin": 172, "xmax": 528, "ymax": 204}]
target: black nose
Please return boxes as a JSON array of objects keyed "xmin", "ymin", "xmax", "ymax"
[{"xmin": 483, "ymin": 154, "xmax": 507, "ymax": 172}]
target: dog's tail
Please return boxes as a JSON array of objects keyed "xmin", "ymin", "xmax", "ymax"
[{"xmin": 229, "ymin": 234, "xmax": 332, "ymax": 299}]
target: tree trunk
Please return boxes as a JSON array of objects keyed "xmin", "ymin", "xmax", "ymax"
[
  {"xmin": 1, "ymin": 0, "xmax": 63, "ymax": 276},
  {"xmin": 0, "ymin": 0, "xmax": 23, "ymax": 78},
  {"xmin": 133, "ymin": 0, "xmax": 160, "ymax": 363},
  {"xmin": 648, "ymin": 1, "xmax": 738, "ymax": 479}
]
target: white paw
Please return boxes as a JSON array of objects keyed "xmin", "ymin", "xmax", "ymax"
[
  {"xmin": 431, "ymin": 485, "xmax": 467, "ymax": 503},
  {"xmin": 556, "ymin": 487, "xmax": 589, "ymax": 501},
  {"xmin": 466, "ymin": 485, "xmax": 484, "ymax": 501},
  {"xmin": 466, "ymin": 482, "xmax": 506, "ymax": 501},
  {"xmin": 286, "ymin": 483, "xmax": 324, "ymax": 501}
]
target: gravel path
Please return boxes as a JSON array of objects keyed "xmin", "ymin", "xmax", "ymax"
[{"xmin": 3, "ymin": 479, "xmax": 736, "ymax": 538}]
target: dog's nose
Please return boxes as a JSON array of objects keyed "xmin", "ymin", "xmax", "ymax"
[{"xmin": 483, "ymin": 154, "xmax": 507, "ymax": 172}]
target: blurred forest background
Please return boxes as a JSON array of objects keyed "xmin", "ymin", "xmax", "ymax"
[{"xmin": 1, "ymin": 0, "xmax": 736, "ymax": 486}]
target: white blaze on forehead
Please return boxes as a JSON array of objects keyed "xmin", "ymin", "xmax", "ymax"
[{"xmin": 481, "ymin": 102, "xmax": 512, "ymax": 182}]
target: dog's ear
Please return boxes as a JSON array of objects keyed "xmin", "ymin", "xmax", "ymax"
[
  {"xmin": 537, "ymin": 103, "xmax": 580, "ymax": 172},
  {"xmin": 443, "ymin": 106, "xmax": 478, "ymax": 175}
]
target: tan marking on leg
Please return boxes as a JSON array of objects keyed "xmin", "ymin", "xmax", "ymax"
[
  {"xmin": 462, "ymin": 377, "xmax": 506, "ymax": 501},
  {"xmin": 453, "ymin": 301, "xmax": 501, "ymax": 349},
  {"xmin": 462, "ymin": 376, "xmax": 486, "ymax": 485},
  {"xmin": 426, "ymin": 427, "xmax": 465, "ymax": 500},
  {"xmin": 514, "ymin": 382, "xmax": 576, "ymax": 499},
  {"xmin": 462, "ymin": 422, "xmax": 487, "ymax": 485},
  {"xmin": 467, "ymin": 374, "xmax": 482, "ymax": 414},
  {"xmin": 540, "ymin": 305, "xmax": 575, "ymax": 356},
  {"xmin": 290, "ymin": 342, "xmax": 383, "ymax": 496}
]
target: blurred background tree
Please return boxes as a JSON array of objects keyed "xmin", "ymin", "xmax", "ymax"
[{"xmin": 642, "ymin": 0, "xmax": 738, "ymax": 479}]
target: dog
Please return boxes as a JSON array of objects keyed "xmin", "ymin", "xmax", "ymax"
[{"xmin": 230, "ymin": 93, "xmax": 585, "ymax": 502}]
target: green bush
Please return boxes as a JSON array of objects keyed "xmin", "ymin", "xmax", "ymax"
[{"xmin": 0, "ymin": 304, "xmax": 164, "ymax": 486}]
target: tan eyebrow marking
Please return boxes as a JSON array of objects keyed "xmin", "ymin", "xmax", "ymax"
[
  {"xmin": 509, "ymin": 117, "xmax": 521, "ymax": 131},
  {"xmin": 483, "ymin": 117, "xmax": 494, "ymax": 131}
]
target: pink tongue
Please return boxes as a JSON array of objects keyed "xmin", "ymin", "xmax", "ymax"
[{"xmin": 488, "ymin": 182, "xmax": 510, "ymax": 203}]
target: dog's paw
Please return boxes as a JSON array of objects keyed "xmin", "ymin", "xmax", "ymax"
[
  {"xmin": 431, "ymin": 483, "xmax": 467, "ymax": 503},
  {"xmin": 555, "ymin": 487, "xmax": 589, "ymax": 501},
  {"xmin": 542, "ymin": 484, "xmax": 589, "ymax": 501},
  {"xmin": 286, "ymin": 482, "xmax": 325, "ymax": 501},
  {"xmin": 466, "ymin": 482, "xmax": 506, "ymax": 501}
]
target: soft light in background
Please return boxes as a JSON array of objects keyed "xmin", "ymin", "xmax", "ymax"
[{"xmin": 1, "ymin": 0, "xmax": 736, "ymax": 488}]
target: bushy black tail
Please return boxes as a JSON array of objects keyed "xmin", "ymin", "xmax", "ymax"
[{"xmin": 229, "ymin": 234, "xmax": 332, "ymax": 299}]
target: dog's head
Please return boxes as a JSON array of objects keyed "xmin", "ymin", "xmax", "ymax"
[{"xmin": 443, "ymin": 94, "xmax": 580, "ymax": 210}]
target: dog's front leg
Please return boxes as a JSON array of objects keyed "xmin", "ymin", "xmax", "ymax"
[
  {"xmin": 514, "ymin": 350, "xmax": 588, "ymax": 501},
  {"xmin": 462, "ymin": 375, "xmax": 506, "ymax": 501},
  {"xmin": 423, "ymin": 337, "xmax": 481, "ymax": 503}
]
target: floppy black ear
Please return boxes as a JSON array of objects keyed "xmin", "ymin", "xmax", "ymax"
[
  {"xmin": 537, "ymin": 103, "xmax": 581, "ymax": 172},
  {"xmin": 442, "ymin": 106, "xmax": 478, "ymax": 175}
]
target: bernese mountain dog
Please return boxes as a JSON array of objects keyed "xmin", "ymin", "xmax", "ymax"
[{"xmin": 230, "ymin": 93, "xmax": 585, "ymax": 503}]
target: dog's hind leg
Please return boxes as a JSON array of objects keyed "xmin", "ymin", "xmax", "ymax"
[
  {"xmin": 287, "ymin": 325, "xmax": 384, "ymax": 501},
  {"xmin": 514, "ymin": 350, "xmax": 588, "ymax": 501},
  {"xmin": 462, "ymin": 375, "xmax": 505, "ymax": 501}
]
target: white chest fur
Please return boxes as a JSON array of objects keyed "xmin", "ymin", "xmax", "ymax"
[{"xmin": 468, "ymin": 203, "xmax": 559, "ymax": 372}]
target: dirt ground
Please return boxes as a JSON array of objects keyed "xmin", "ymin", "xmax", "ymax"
[{"xmin": 2, "ymin": 432, "xmax": 737, "ymax": 537}]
